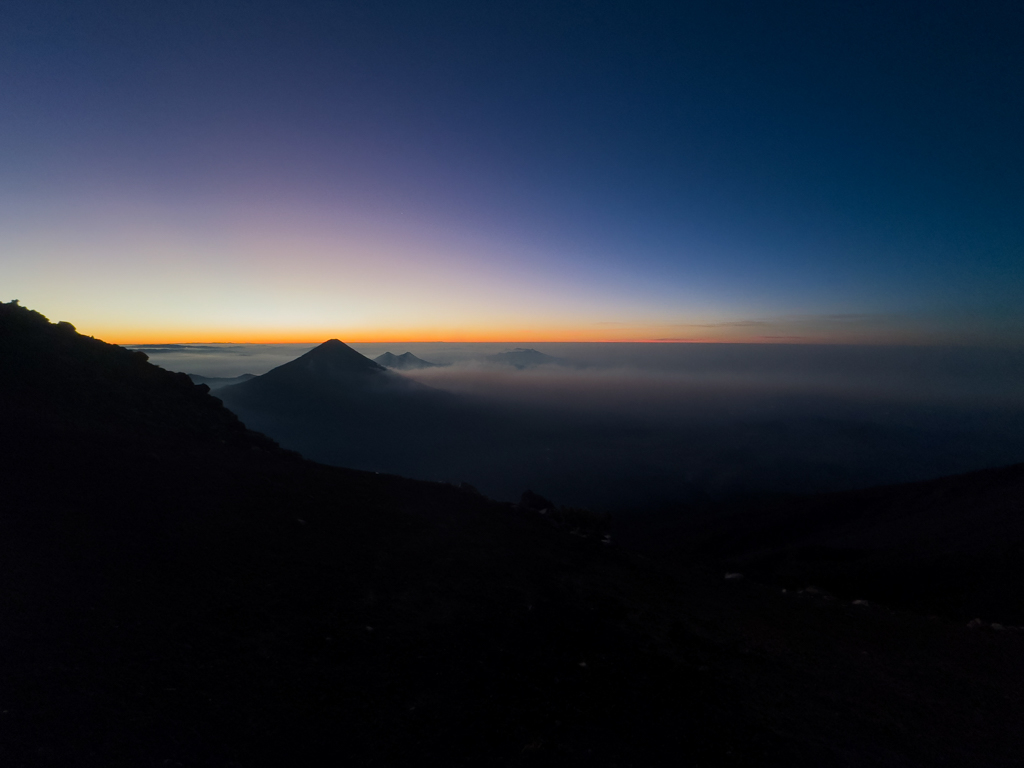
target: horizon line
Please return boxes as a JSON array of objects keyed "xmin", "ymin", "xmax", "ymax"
[{"xmin": 115, "ymin": 338, "xmax": 1004, "ymax": 348}]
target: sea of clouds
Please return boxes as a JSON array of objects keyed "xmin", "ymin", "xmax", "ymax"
[{"xmin": 132, "ymin": 341, "xmax": 1024, "ymax": 507}]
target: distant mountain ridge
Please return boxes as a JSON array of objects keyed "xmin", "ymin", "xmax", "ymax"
[
  {"xmin": 485, "ymin": 347, "xmax": 565, "ymax": 369},
  {"xmin": 374, "ymin": 351, "xmax": 444, "ymax": 370}
]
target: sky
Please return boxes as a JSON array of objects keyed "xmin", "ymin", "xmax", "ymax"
[{"xmin": 2, "ymin": 1, "xmax": 1022, "ymax": 344}]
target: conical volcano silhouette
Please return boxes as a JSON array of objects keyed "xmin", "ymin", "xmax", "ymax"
[
  {"xmin": 218, "ymin": 338, "xmax": 434, "ymax": 418},
  {"xmin": 216, "ymin": 338, "xmax": 454, "ymax": 473},
  {"xmin": 256, "ymin": 339, "xmax": 387, "ymax": 386}
]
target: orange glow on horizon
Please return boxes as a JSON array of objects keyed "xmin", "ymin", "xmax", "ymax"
[
  {"xmin": 76, "ymin": 313, "xmax": 943, "ymax": 347},
  {"xmin": 94, "ymin": 326, "xmax": 906, "ymax": 346}
]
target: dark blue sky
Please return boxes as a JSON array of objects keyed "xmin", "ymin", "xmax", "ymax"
[{"xmin": 2, "ymin": 1, "xmax": 1022, "ymax": 342}]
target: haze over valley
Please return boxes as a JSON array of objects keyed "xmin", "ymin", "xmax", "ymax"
[{"xmin": 136, "ymin": 340, "xmax": 1024, "ymax": 512}]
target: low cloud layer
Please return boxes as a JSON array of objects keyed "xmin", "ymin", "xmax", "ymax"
[
  {"xmin": 147, "ymin": 341, "xmax": 1024, "ymax": 509},
  {"xmin": 126, "ymin": 343, "xmax": 317, "ymax": 377}
]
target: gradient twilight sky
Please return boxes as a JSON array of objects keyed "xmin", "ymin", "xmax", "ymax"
[{"xmin": 2, "ymin": 1, "xmax": 1022, "ymax": 343}]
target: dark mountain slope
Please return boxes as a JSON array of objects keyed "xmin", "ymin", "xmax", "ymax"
[
  {"xmin": 2, "ymin": 301, "xmax": 1023, "ymax": 766},
  {"xmin": 0, "ymin": 305, "xmax": 274, "ymax": 459},
  {"xmin": 619, "ymin": 462, "xmax": 1024, "ymax": 623}
]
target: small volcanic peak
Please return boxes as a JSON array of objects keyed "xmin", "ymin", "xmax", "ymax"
[{"xmin": 374, "ymin": 351, "xmax": 443, "ymax": 370}]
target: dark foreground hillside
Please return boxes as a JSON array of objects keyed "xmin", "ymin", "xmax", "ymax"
[
  {"xmin": 618, "ymin": 463, "xmax": 1024, "ymax": 626},
  {"xmin": 1, "ymin": 301, "xmax": 1022, "ymax": 767}
]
